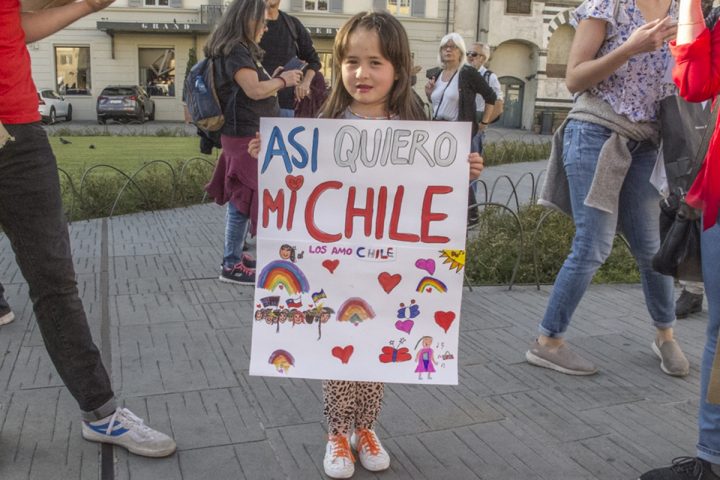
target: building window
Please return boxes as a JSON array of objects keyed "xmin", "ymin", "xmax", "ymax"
[
  {"xmin": 305, "ymin": 0, "xmax": 328, "ymax": 11},
  {"xmin": 55, "ymin": 46, "xmax": 91, "ymax": 95},
  {"xmin": 145, "ymin": 0, "xmax": 170, "ymax": 6},
  {"xmin": 318, "ymin": 51, "xmax": 333, "ymax": 87},
  {"xmin": 387, "ymin": 0, "xmax": 411, "ymax": 15},
  {"xmin": 139, "ymin": 48, "xmax": 176, "ymax": 97},
  {"xmin": 506, "ymin": 0, "xmax": 531, "ymax": 14}
]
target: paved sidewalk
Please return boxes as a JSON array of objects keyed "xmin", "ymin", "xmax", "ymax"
[{"xmin": 0, "ymin": 196, "xmax": 707, "ymax": 480}]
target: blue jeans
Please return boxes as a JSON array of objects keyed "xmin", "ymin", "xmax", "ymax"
[
  {"xmin": 279, "ymin": 108, "xmax": 295, "ymax": 118},
  {"xmin": 539, "ymin": 120, "xmax": 675, "ymax": 337},
  {"xmin": 471, "ymin": 130, "xmax": 484, "ymax": 155},
  {"xmin": 223, "ymin": 201, "xmax": 249, "ymax": 269},
  {"xmin": 698, "ymin": 216, "xmax": 720, "ymax": 463}
]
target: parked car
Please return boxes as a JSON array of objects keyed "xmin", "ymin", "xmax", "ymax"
[
  {"xmin": 96, "ymin": 85, "xmax": 155, "ymax": 124},
  {"xmin": 38, "ymin": 89, "xmax": 72, "ymax": 124}
]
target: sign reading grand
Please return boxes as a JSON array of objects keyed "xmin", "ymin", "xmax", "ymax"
[{"xmin": 249, "ymin": 118, "xmax": 470, "ymax": 385}]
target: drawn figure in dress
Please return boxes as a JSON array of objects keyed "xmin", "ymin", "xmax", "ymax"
[{"xmin": 414, "ymin": 336, "xmax": 438, "ymax": 380}]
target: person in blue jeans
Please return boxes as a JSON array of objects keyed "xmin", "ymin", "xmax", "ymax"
[
  {"xmin": 640, "ymin": 0, "xmax": 720, "ymax": 477},
  {"xmin": 525, "ymin": 0, "xmax": 689, "ymax": 377},
  {"xmin": 204, "ymin": 0, "xmax": 303, "ymax": 285}
]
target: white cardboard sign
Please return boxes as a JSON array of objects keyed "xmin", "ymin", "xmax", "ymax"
[{"xmin": 249, "ymin": 117, "xmax": 470, "ymax": 385}]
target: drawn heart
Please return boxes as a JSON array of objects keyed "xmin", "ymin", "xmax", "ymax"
[
  {"xmin": 322, "ymin": 259, "xmax": 340, "ymax": 274},
  {"xmin": 415, "ymin": 258, "xmax": 436, "ymax": 275},
  {"xmin": 378, "ymin": 346, "xmax": 412, "ymax": 363},
  {"xmin": 395, "ymin": 319, "xmax": 414, "ymax": 334},
  {"xmin": 285, "ymin": 175, "xmax": 304, "ymax": 191},
  {"xmin": 426, "ymin": 288, "xmax": 432, "ymax": 293},
  {"xmin": 434, "ymin": 311, "xmax": 456, "ymax": 333},
  {"xmin": 378, "ymin": 272, "xmax": 401, "ymax": 294},
  {"xmin": 332, "ymin": 345, "xmax": 354, "ymax": 364}
]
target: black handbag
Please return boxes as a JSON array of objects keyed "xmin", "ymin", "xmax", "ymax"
[{"xmin": 652, "ymin": 95, "xmax": 718, "ymax": 281}]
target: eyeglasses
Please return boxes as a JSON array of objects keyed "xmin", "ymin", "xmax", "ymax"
[{"xmin": 441, "ymin": 44, "xmax": 458, "ymax": 51}]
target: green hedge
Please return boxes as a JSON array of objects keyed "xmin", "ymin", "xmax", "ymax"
[{"xmin": 464, "ymin": 205, "xmax": 640, "ymax": 285}]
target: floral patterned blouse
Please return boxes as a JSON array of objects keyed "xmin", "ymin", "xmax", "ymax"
[{"xmin": 571, "ymin": 0, "xmax": 678, "ymax": 122}]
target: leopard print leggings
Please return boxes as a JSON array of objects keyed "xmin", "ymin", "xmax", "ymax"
[{"xmin": 322, "ymin": 380, "xmax": 385, "ymax": 436}]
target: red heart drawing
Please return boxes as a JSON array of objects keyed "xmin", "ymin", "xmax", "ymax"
[
  {"xmin": 378, "ymin": 346, "xmax": 412, "ymax": 363},
  {"xmin": 434, "ymin": 311, "xmax": 456, "ymax": 333},
  {"xmin": 322, "ymin": 259, "xmax": 340, "ymax": 274},
  {"xmin": 285, "ymin": 175, "xmax": 304, "ymax": 191},
  {"xmin": 378, "ymin": 272, "xmax": 402, "ymax": 294},
  {"xmin": 332, "ymin": 345, "xmax": 354, "ymax": 364}
]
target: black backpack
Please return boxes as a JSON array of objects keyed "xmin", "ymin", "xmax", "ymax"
[
  {"xmin": 482, "ymin": 69, "xmax": 502, "ymax": 124},
  {"xmin": 184, "ymin": 57, "xmax": 225, "ymax": 133}
]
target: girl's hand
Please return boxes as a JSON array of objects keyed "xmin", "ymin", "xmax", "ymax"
[
  {"xmin": 280, "ymin": 69, "xmax": 304, "ymax": 88},
  {"xmin": 85, "ymin": 0, "xmax": 115, "ymax": 11},
  {"xmin": 248, "ymin": 132, "xmax": 261, "ymax": 159},
  {"xmin": 468, "ymin": 152, "xmax": 484, "ymax": 180},
  {"xmin": 623, "ymin": 16, "xmax": 678, "ymax": 55}
]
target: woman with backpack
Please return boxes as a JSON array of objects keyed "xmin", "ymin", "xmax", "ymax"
[{"xmin": 204, "ymin": 0, "xmax": 303, "ymax": 285}]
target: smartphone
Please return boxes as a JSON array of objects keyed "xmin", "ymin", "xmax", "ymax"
[
  {"xmin": 425, "ymin": 67, "xmax": 441, "ymax": 80},
  {"xmin": 283, "ymin": 57, "xmax": 308, "ymax": 72}
]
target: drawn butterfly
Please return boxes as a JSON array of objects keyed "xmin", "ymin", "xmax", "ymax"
[{"xmin": 378, "ymin": 346, "xmax": 412, "ymax": 363}]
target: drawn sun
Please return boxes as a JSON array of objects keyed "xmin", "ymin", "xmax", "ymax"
[{"xmin": 439, "ymin": 250, "xmax": 465, "ymax": 273}]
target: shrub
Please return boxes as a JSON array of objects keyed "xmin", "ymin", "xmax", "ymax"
[
  {"xmin": 59, "ymin": 158, "xmax": 215, "ymax": 221},
  {"xmin": 465, "ymin": 204, "xmax": 641, "ymax": 285},
  {"xmin": 483, "ymin": 140, "xmax": 550, "ymax": 166}
]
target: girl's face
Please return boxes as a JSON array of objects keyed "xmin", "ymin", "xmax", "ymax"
[
  {"xmin": 423, "ymin": 337, "xmax": 432, "ymax": 347},
  {"xmin": 279, "ymin": 246, "xmax": 291, "ymax": 259},
  {"xmin": 341, "ymin": 27, "xmax": 397, "ymax": 118}
]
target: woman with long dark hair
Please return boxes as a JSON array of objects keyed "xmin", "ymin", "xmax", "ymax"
[{"xmin": 205, "ymin": 0, "xmax": 303, "ymax": 285}]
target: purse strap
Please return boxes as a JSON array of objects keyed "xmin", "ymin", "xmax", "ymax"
[{"xmin": 431, "ymin": 68, "xmax": 459, "ymax": 121}]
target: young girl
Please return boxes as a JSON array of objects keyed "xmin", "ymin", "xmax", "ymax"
[
  {"xmin": 250, "ymin": 11, "xmax": 484, "ymax": 479},
  {"xmin": 204, "ymin": 0, "xmax": 303, "ymax": 286}
]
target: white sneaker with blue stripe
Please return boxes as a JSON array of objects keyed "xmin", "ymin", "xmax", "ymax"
[{"xmin": 82, "ymin": 407, "xmax": 176, "ymax": 457}]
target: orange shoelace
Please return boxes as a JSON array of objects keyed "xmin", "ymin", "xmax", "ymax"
[
  {"xmin": 330, "ymin": 435, "xmax": 355, "ymax": 462},
  {"xmin": 356, "ymin": 429, "xmax": 381, "ymax": 456}
]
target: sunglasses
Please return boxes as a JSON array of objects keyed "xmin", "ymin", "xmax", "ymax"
[{"xmin": 466, "ymin": 52, "xmax": 484, "ymax": 58}]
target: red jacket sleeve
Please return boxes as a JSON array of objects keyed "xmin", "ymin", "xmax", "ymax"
[{"xmin": 670, "ymin": 25, "xmax": 720, "ymax": 102}]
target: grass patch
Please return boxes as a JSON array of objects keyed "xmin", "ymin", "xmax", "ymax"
[{"xmin": 51, "ymin": 136, "xmax": 215, "ymax": 172}]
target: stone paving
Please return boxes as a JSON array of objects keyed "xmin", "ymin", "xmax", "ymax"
[{"xmin": 0, "ymin": 162, "xmax": 710, "ymax": 480}]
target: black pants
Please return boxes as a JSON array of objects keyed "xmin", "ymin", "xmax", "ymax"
[
  {"xmin": 0, "ymin": 280, "xmax": 9, "ymax": 313},
  {"xmin": 0, "ymin": 123, "xmax": 115, "ymax": 420}
]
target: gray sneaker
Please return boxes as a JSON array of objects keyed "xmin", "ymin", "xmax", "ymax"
[
  {"xmin": 525, "ymin": 339, "xmax": 598, "ymax": 375},
  {"xmin": 652, "ymin": 338, "xmax": 690, "ymax": 377}
]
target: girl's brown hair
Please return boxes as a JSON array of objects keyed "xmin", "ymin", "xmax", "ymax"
[{"xmin": 319, "ymin": 11, "xmax": 427, "ymax": 121}]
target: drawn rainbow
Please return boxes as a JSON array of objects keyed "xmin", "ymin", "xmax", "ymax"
[
  {"xmin": 257, "ymin": 260, "xmax": 310, "ymax": 295},
  {"xmin": 416, "ymin": 276, "xmax": 448, "ymax": 293},
  {"xmin": 337, "ymin": 297, "xmax": 376, "ymax": 326}
]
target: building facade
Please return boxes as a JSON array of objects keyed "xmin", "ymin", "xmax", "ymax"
[
  {"xmin": 28, "ymin": 0, "xmax": 579, "ymax": 129},
  {"xmin": 28, "ymin": 0, "xmax": 459, "ymax": 122},
  {"xmin": 454, "ymin": 0, "xmax": 579, "ymax": 132}
]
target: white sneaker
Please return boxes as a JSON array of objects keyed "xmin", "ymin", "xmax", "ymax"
[
  {"xmin": 0, "ymin": 310, "xmax": 15, "ymax": 326},
  {"xmin": 350, "ymin": 429, "xmax": 390, "ymax": 472},
  {"xmin": 323, "ymin": 435, "xmax": 355, "ymax": 479},
  {"xmin": 82, "ymin": 407, "xmax": 176, "ymax": 457}
]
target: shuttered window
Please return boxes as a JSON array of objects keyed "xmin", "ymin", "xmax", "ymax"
[{"xmin": 506, "ymin": 0, "xmax": 532, "ymax": 14}]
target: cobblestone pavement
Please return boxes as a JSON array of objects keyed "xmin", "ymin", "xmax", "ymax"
[{"xmin": 0, "ymin": 166, "xmax": 706, "ymax": 480}]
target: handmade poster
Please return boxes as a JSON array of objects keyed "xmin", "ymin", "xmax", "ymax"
[{"xmin": 249, "ymin": 117, "xmax": 470, "ymax": 385}]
